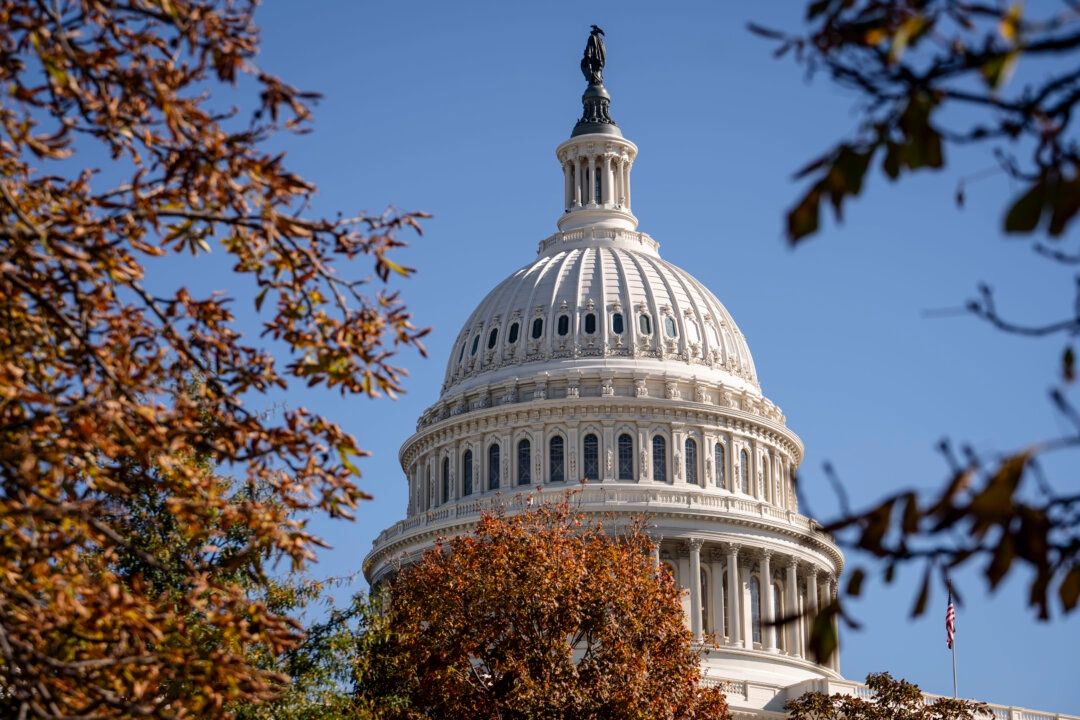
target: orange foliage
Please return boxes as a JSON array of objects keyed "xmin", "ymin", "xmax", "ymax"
[
  {"xmin": 361, "ymin": 495, "xmax": 730, "ymax": 720},
  {"xmin": 0, "ymin": 1, "xmax": 426, "ymax": 717}
]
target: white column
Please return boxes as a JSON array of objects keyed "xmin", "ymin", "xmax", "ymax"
[
  {"xmin": 726, "ymin": 544, "xmax": 741, "ymax": 647},
  {"xmin": 761, "ymin": 550, "xmax": 776, "ymax": 651},
  {"xmin": 603, "ymin": 156, "xmax": 614, "ymax": 205},
  {"xmin": 563, "ymin": 161, "xmax": 573, "ymax": 209},
  {"xmin": 711, "ymin": 549, "xmax": 725, "ymax": 640},
  {"xmin": 574, "ymin": 160, "xmax": 583, "ymax": 207},
  {"xmin": 805, "ymin": 566, "xmax": 818, "ymax": 660},
  {"xmin": 588, "ymin": 157, "xmax": 597, "ymax": 205},
  {"xmin": 829, "ymin": 577, "xmax": 841, "ymax": 672},
  {"xmin": 623, "ymin": 161, "xmax": 631, "ymax": 209},
  {"xmin": 786, "ymin": 558, "xmax": 801, "ymax": 657},
  {"xmin": 688, "ymin": 539, "xmax": 704, "ymax": 641},
  {"xmin": 650, "ymin": 535, "xmax": 662, "ymax": 571}
]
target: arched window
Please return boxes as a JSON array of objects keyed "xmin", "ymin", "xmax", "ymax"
[
  {"xmin": 462, "ymin": 450, "xmax": 473, "ymax": 496},
  {"xmin": 774, "ymin": 584, "xmax": 785, "ymax": 652},
  {"xmin": 722, "ymin": 570, "xmax": 730, "ymax": 638},
  {"xmin": 715, "ymin": 442, "xmax": 726, "ymax": 490},
  {"xmin": 488, "ymin": 443, "xmax": 500, "ymax": 491},
  {"xmin": 508, "ymin": 322, "xmax": 520, "ymax": 344},
  {"xmin": 584, "ymin": 312, "xmax": 597, "ymax": 334},
  {"xmin": 595, "ymin": 167, "xmax": 601, "ymax": 203},
  {"xmin": 612, "ymin": 312, "xmax": 624, "ymax": 334},
  {"xmin": 531, "ymin": 317, "xmax": 544, "ymax": 339},
  {"xmin": 458, "ymin": 342, "xmax": 466, "ymax": 362},
  {"xmin": 583, "ymin": 433, "xmax": 599, "ymax": 481},
  {"xmin": 740, "ymin": 449, "xmax": 750, "ymax": 494},
  {"xmin": 426, "ymin": 465, "xmax": 431, "ymax": 510},
  {"xmin": 549, "ymin": 436, "xmax": 565, "ymax": 483},
  {"xmin": 750, "ymin": 576, "xmax": 762, "ymax": 645},
  {"xmin": 442, "ymin": 457, "xmax": 450, "ymax": 504},
  {"xmin": 685, "ymin": 438, "xmax": 698, "ymax": 485},
  {"xmin": 639, "ymin": 313, "xmax": 652, "ymax": 335},
  {"xmin": 487, "ymin": 328, "xmax": 498, "ymax": 350},
  {"xmin": 518, "ymin": 439, "xmax": 531, "ymax": 485},
  {"xmin": 470, "ymin": 334, "xmax": 480, "ymax": 356},
  {"xmin": 762, "ymin": 455, "xmax": 770, "ymax": 502},
  {"xmin": 664, "ymin": 316, "xmax": 677, "ymax": 338},
  {"xmin": 701, "ymin": 568, "xmax": 710, "ymax": 635},
  {"xmin": 652, "ymin": 436, "xmax": 667, "ymax": 482},
  {"xmin": 617, "ymin": 433, "xmax": 633, "ymax": 480},
  {"xmin": 557, "ymin": 315, "xmax": 570, "ymax": 336}
]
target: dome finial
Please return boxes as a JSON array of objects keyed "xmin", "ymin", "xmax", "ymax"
[{"xmin": 572, "ymin": 26, "xmax": 621, "ymax": 137}]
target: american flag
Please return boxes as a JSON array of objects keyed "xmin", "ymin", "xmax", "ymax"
[{"xmin": 946, "ymin": 591, "xmax": 956, "ymax": 649}]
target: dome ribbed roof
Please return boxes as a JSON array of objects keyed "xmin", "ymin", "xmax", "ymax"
[{"xmin": 441, "ymin": 227, "xmax": 758, "ymax": 399}]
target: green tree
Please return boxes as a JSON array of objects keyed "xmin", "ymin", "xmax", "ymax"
[
  {"xmin": 0, "ymin": 0, "xmax": 426, "ymax": 716},
  {"xmin": 787, "ymin": 672, "xmax": 988, "ymax": 720},
  {"xmin": 358, "ymin": 495, "xmax": 730, "ymax": 720},
  {"xmin": 751, "ymin": 0, "xmax": 1080, "ymax": 633}
]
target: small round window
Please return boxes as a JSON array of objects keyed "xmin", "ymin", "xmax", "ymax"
[
  {"xmin": 584, "ymin": 313, "xmax": 596, "ymax": 334},
  {"xmin": 508, "ymin": 322, "xmax": 520, "ymax": 344},
  {"xmin": 557, "ymin": 315, "xmax": 570, "ymax": 336},
  {"xmin": 531, "ymin": 317, "xmax": 544, "ymax": 339},
  {"xmin": 612, "ymin": 312, "xmax": 624, "ymax": 334}
]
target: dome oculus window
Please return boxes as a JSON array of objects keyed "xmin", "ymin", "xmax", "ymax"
[
  {"xmin": 508, "ymin": 322, "xmax": 519, "ymax": 344},
  {"xmin": 487, "ymin": 328, "xmax": 498, "ymax": 350},
  {"xmin": 612, "ymin": 312, "xmax": 624, "ymax": 334},
  {"xmin": 584, "ymin": 312, "xmax": 596, "ymax": 335},
  {"xmin": 664, "ymin": 317, "xmax": 677, "ymax": 338},
  {"xmin": 470, "ymin": 334, "xmax": 480, "ymax": 356},
  {"xmin": 531, "ymin": 317, "xmax": 544, "ymax": 339},
  {"xmin": 557, "ymin": 315, "xmax": 570, "ymax": 336},
  {"xmin": 639, "ymin": 314, "xmax": 652, "ymax": 335},
  {"xmin": 458, "ymin": 342, "xmax": 466, "ymax": 363}
]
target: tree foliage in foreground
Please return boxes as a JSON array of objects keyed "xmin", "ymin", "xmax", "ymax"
[
  {"xmin": 359, "ymin": 497, "xmax": 730, "ymax": 720},
  {"xmin": 752, "ymin": 0, "xmax": 1080, "ymax": 633},
  {"xmin": 787, "ymin": 672, "xmax": 989, "ymax": 720},
  {"xmin": 0, "ymin": 1, "xmax": 426, "ymax": 717}
]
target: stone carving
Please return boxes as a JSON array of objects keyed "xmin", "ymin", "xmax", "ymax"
[
  {"xmin": 534, "ymin": 387, "xmax": 547, "ymax": 400},
  {"xmin": 665, "ymin": 381, "xmax": 680, "ymax": 400},
  {"xmin": 674, "ymin": 452, "xmax": 681, "ymax": 478},
  {"xmin": 695, "ymin": 385, "xmax": 710, "ymax": 403},
  {"xmin": 606, "ymin": 448, "xmax": 613, "ymax": 474},
  {"xmin": 566, "ymin": 384, "xmax": 580, "ymax": 399},
  {"xmin": 601, "ymin": 379, "xmax": 615, "ymax": 396},
  {"xmin": 640, "ymin": 450, "xmax": 648, "ymax": 480},
  {"xmin": 705, "ymin": 457, "xmax": 713, "ymax": 482},
  {"xmin": 569, "ymin": 452, "xmax": 577, "ymax": 475}
]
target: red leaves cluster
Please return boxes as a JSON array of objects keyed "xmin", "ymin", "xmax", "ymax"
[
  {"xmin": 360, "ymin": 496, "xmax": 729, "ymax": 720},
  {"xmin": 0, "ymin": 1, "xmax": 426, "ymax": 717}
]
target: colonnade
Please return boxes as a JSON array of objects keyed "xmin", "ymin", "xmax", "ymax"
[
  {"xmin": 562, "ymin": 153, "xmax": 632, "ymax": 210},
  {"xmin": 653, "ymin": 539, "xmax": 840, "ymax": 672}
]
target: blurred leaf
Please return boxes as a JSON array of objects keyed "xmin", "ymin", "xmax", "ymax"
[
  {"xmin": 911, "ymin": 563, "xmax": 931, "ymax": 617},
  {"xmin": 1004, "ymin": 179, "xmax": 1046, "ymax": 233},
  {"xmin": 846, "ymin": 568, "xmax": 866, "ymax": 597},
  {"xmin": 1060, "ymin": 566, "xmax": 1080, "ymax": 612},
  {"xmin": 981, "ymin": 50, "xmax": 1019, "ymax": 90},
  {"xmin": 1064, "ymin": 346, "xmax": 1075, "ymax": 383},
  {"xmin": 787, "ymin": 187, "xmax": 822, "ymax": 243}
]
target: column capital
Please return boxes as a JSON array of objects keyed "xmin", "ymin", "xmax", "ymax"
[
  {"xmin": 725, "ymin": 542, "xmax": 741, "ymax": 556},
  {"xmin": 686, "ymin": 537, "xmax": 705, "ymax": 552},
  {"xmin": 786, "ymin": 556, "xmax": 799, "ymax": 570},
  {"xmin": 759, "ymin": 547, "xmax": 773, "ymax": 560}
]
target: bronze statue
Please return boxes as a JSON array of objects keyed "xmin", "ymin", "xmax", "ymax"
[{"xmin": 581, "ymin": 25, "xmax": 605, "ymax": 86}]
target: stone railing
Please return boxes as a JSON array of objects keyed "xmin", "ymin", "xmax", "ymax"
[
  {"xmin": 785, "ymin": 678, "xmax": 1078, "ymax": 720},
  {"xmin": 370, "ymin": 484, "xmax": 826, "ymax": 552}
]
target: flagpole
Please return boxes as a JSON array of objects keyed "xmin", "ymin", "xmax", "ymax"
[{"xmin": 951, "ymin": 633, "xmax": 957, "ymax": 698}]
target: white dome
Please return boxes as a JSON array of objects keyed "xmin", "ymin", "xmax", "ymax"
[{"xmin": 442, "ymin": 227, "xmax": 759, "ymax": 401}]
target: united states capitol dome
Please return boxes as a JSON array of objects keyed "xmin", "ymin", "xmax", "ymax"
[{"xmin": 367, "ymin": 28, "xmax": 846, "ymax": 709}]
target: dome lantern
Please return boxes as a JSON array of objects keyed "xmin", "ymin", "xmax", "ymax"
[{"xmin": 557, "ymin": 26, "xmax": 639, "ymax": 233}]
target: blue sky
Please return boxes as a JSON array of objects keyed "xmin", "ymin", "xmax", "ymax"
[{"xmin": 179, "ymin": 1, "xmax": 1078, "ymax": 713}]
